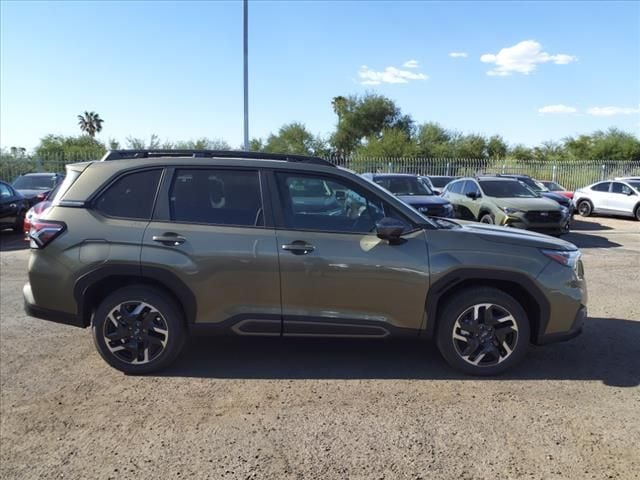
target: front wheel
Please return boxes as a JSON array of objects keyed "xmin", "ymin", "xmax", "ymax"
[
  {"xmin": 634, "ymin": 205, "xmax": 640, "ymax": 221},
  {"xmin": 436, "ymin": 287, "xmax": 530, "ymax": 376},
  {"xmin": 92, "ymin": 286, "xmax": 186, "ymax": 374},
  {"xmin": 479, "ymin": 213, "xmax": 494, "ymax": 224}
]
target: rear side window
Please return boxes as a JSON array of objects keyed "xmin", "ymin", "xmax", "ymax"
[
  {"xmin": 95, "ymin": 169, "xmax": 162, "ymax": 219},
  {"xmin": 592, "ymin": 182, "xmax": 610, "ymax": 192},
  {"xmin": 169, "ymin": 169, "xmax": 263, "ymax": 227}
]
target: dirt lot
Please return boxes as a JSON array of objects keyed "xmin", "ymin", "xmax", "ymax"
[{"xmin": 1, "ymin": 216, "xmax": 639, "ymax": 479}]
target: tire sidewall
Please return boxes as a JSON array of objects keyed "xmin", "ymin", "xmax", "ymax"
[
  {"xmin": 578, "ymin": 200, "xmax": 592, "ymax": 217},
  {"xmin": 436, "ymin": 288, "xmax": 530, "ymax": 376},
  {"xmin": 479, "ymin": 213, "xmax": 494, "ymax": 224},
  {"xmin": 92, "ymin": 286, "xmax": 186, "ymax": 374}
]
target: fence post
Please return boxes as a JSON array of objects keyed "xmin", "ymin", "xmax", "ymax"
[
  {"xmin": 446, "ymin": 162, "xmax": 450, "ymax": 176},
  {"xmin": 552, "ymin": 165, "xmax": 557, "ymax": 182},
  {"xmin": 36, "ymin": 157, "xmax": 42, "ymax": 173},
  {"xmin": 501, "ymin": 164, "xmax": 506, "ymax": 174},
  {"xmin": 601, "ymin": 164, "xmax": 606, "ymax": 181},
  {"xmin": 387, "ymin": 161, "xmax": 392, "ymax": 173}
]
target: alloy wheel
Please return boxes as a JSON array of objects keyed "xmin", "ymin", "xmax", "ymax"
[
  {"xmin": 452, "ymin": 303, "xmax": 519, "ymax": 367},
  {"xmin": 103, "ymin": 301, "xmax": 169, "ymax": 364},
  {"xmin": 578, "ymin": 202, "xmax": 591, "ymax": 216}
]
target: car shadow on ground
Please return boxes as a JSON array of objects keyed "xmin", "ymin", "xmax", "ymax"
[
  {"xmin": 160, "ymin": 317, "xmax": 640, "ymax": 387},
  {"xmin": 0, "ymin": 231, "xmax": 28, "ymax": 252},
  {"xmin": 570, "ymin": 218, "xmax": 613, "ymax": 231},
  {"xmin": 564, "ymin": 231, "xmax": 622, "ymax": 249}
]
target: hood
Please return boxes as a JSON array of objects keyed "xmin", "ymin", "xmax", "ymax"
[
  {"xmin": 454, "ymin": 221, "xmax": 577, "ymax": 250},
  {"xmin": 16, "ymin": 188, "xmax": 50, "ymax": 199},
  {"xmin": 494, "ymin": 196, "xmax": 561, "ymax": 211},
  {"xmin": 540, "ymin": 191, "xmax": 571, "ymax": 207},
  {"xmin": 397, "ymin": 195, "xmax": 448, "ymax": 206}
]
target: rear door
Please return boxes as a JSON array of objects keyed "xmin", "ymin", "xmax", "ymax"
[
  {"xmin": 589, "ymin": 182, "xmax": 611, "ymax": 211},
  {"xmin": 271, "ymin": 170, "xmax": 429, "ymax": 337},
  {"xmin": 141, "ymin": 167, "xmax": 281, "ymax": 333}
]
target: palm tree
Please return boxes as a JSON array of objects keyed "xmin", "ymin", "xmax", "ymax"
[{"xmin": 77, "ymin": 111, "xmax": 104, "ymax": 137}]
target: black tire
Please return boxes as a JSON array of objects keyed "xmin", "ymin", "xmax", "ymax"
[
  {"xmin": 436, "ymin": 287, "xmax": 530, "ymax": 376},
  {"xmin": 577, "ymin": 200, "xmax": 592, "ymax": 217},
  {"xmin": 634, "ymin": 205, "xmax": 640, "ymax": 221},
  {"xmin": 12, "ymin": 210, "xmax": 25, "ymax": 233},
  {"xmin": 92, "ymin": 286, "xmax": 186, "ymax": 374},
  {"xmin": 479, "ymin": 213, "xmax": 494, "ymax": 224}
]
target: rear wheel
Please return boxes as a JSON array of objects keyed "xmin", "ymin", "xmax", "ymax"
[
  {"xmin": 577, "ymin": 200, "xmax": 592, "ymax": 217},
  {"xmin": 436, "ymin": 287, "xmax": 530, "ymax": 376},
  {"xmin": 634, "ymin": 205, "xmax": 640, "ymax": 221},
  {"xmin": 92, "ymin": 286, "xmax": 186, "ymax": 374}
]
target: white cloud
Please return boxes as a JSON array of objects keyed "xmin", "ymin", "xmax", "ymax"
[
  {"xmin": 358, "ymin": 65, "xmax": 428, "ymax": 85},
  {"xmin": 403, "ymin": 59, "xmax": 419, "ymax": 68},
  {"xmin": 449, "ymin": 52, "xmax": 468, "ymax": 58},
  {"xmin": 538, "ymin": 104, "xmax": 578, "ymax": 114},
  {"xmin": 586, "ymin": 105, "xmax": 640, "ymax": 117},
  {"xmin": 480, "ymin": 40, "xmax": 577, "ymax": 76}
]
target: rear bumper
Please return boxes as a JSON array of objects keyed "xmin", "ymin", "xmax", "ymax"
[
  {"xmin": 23, "ymin": 283, "xmax": 85, "ymax": 328},
  {"xmin": 536, "ymin": 305, "xmax": 586, "ymax": 345}
]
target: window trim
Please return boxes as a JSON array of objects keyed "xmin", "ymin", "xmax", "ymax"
[
  {"xmin": 271, "ymin": 169, "xmax": 417, "ymax": 236},
  {"xmin": 91, "ymin": 167, "xmax": 164, "ymax": 221},
  {"xmin": 592, "ymin": 181, "xmax": 611, "ymax": 193},
  {"xmin": 154, "ymin": 166, "xmax": 270, "ymax": 229}
]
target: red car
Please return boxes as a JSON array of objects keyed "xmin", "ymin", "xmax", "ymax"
[{"xmin": 540, "ymin": 180, "xmax": 574, "ymax": 199}]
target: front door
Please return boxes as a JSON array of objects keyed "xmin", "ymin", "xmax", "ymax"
[
  {"xmin": 141, "ymin": 167, "xmax": 281, "ymax": 334},
  {"xmin": 272, "ymin": 171, "xmax": 430, "ymax": 337},
  {"xmin": 607, "ymin": 182, "xmax": 637, "ymax": 214}
]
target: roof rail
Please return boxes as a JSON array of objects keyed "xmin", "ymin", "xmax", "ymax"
[{"xmin": 99, "ymin": 150, "xmax": 335, "ymax": 167}]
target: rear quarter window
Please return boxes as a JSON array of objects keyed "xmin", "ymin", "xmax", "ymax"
[{"xmin": 94, "ymin": 169, "xmax": 162, "ymax": 219}]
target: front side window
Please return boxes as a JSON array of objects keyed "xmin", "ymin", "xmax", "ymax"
[
  {"xmin": 461, "ymin": 180, "xmax": 481, "ymax": 196},
  {"xmin": 592, "ymin": 182, "xmax": 610, "ymax": 192},
  {"xmin": 169, "ymin": 169, "xmax": 263, "ymax": 227},
  {"xmin": 0, "ymin": 183, "xmax": 13, "ymax": 198},
  {"xmin": 447, "ymin": 181, "xmax": 463, "ymax": 194},
  {"xmin": 275, "ymin": 172, "xmax": 390, "ymax": 234},
  {"xmin": 611, "ymin": 182, "xmax": 632, "ymax": 195},
  {"xmin": 95, "ymin": 169, "xmax": 162, "ymax": 219}
]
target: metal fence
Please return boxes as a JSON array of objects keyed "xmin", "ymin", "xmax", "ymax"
[{"xmin": 1, "ymin": 154, "xmax": 639, "ymax": 191}]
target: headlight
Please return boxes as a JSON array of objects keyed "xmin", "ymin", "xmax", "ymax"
[
  {"xmin": 541, "ymin": 249, "xmax": 582, "ymax": 270},
  {"xmin": 500, "ymin": 207, "xmax": 524, "ymax": 215}
]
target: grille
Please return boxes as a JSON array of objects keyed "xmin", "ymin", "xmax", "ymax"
[
  {"xmin": 416, "ymin": 205, "xmax": 445, "ymax": 216},
  {"xmin": 525, "ymin": 211, "xmax": 562, "ymax": 223}
]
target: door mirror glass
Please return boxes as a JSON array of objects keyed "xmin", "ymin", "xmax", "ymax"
[
  {"xmin": 466, "ymin": 191, "xmax": 479, "ymax": 200},
  {"xmin": 376, "ymin": 217, "xmax": 406, "ymax": 242}
]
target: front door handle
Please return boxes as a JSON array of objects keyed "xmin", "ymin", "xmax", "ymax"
[
  {"xmin": 152, "ymin": 233, "xmax": 186, "ymax": 246},
  {"xmin": 282, "ymin": 241, "xmax": 315, "ymax": 255}
]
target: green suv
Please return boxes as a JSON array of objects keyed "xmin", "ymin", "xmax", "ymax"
[
  {"xmin": 24, "ymin": 151, "xmax": 587, "ymax": 375},
  {"xmin": 442, "ymin": 176, "xmax": 571, "ymax": 235}
]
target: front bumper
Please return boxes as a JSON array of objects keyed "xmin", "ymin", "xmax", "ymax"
[
  {"xmin": 23, "ymin": 282, "xmax": 84, "ymax": 328},
  {"xmin": 536, "ymin": 305, "xmax": 586, "ymax": 345},
  {"xmin": 501, "ymin": 212, "xmax": 571, "ymax": 234}
]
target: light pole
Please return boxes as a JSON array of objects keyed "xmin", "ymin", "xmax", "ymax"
[{"xmin": 243, "ymin": 0, "xmax": 249, "ymax": 151}]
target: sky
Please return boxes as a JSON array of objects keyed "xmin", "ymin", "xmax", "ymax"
[{"xmin": 1, "ymin": 0, "xmax": 639, "ymax": 151}]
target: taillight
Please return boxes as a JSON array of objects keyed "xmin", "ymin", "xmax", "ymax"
[{"xmin": 29, "ymin": 220, "xmax": 66, "ymax": 249}]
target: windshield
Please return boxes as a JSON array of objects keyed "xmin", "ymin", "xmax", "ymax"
[
  {"xmin": 518, "ymin": 177, "xmax": 547, "ymax": 192},
  {"xmin": 374, "ymin": 176, "xmax": 433, "ymax": 196},
  {"xmin": 429, "ymin": 177, "xmax": 454, "ymax": 188},
  {"xmin": 13, "ymin": 175, "xmax": 57, "ymax": 190},
  {"xmin": 627, "ymin": 181, "xmax": 640, "ymax": 191},
  {"xmin": 480, "ymin": 180, "xmax": 540, "ymax": 198}
]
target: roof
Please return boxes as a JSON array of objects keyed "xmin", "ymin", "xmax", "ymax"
[{"xmin": 474, "ymin": 175, "xmax": 520, "ymax": 181}]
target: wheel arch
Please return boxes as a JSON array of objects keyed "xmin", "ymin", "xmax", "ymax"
[
  {"xmin": 74, "ymin": 264, "xmax": 196, "ymax": 327},
  {"xmin": 424, "ymin": 269, "xmax": 550, "ymax": 344}
]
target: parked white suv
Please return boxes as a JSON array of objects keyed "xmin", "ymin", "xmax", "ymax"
[{"xmin": 574, "ymin": 179, "xmax": 640, "ymax": 221}]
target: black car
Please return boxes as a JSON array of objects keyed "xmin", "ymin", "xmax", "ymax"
[
  {"xmin": 361, "ymin": 173, "xmax": 454, "ymax": 218},
  {"xmin": 0, "ymin": 180, "xmax": 30, "ymax": 232},
  {"xmin": 422, "ymin": 175, "xmax": 459, "ymax": 195},
  {"xmin": 499, "ymin": 174, "xmax": 573, "ymax": 210},
  {"xmin": 12, "ymin": 173, "xmax": 65, "ymax": 206}
]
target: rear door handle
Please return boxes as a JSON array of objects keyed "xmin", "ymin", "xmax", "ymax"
[
  {"xmin": 282, "ymin": 241, "xmax": 315, "ymax": 255},
  {"xmin": 152, "ymin": 233, "xmax": 186, "ymax": 246}
]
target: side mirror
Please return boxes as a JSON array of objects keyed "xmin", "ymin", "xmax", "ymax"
[
  {"xmin": 376, "ymin": 217, "xmax": 406, "ymax": 243},
  {"xmin": 627, "ymin": 190, "xmax": 635, "ymax": 196},
  {"xmin": 466, "ymin": 191, "xmax": 479, "ymax": 200}
]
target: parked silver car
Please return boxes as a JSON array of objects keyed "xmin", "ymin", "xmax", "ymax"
[{"xmin": 573, "ymin": 179, "xmax": 640, "ymax": 220}]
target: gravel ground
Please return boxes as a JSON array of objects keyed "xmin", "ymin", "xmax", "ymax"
[{"xmin": 1, "ymin": 216, "xmax": 639, "ymax": 479}]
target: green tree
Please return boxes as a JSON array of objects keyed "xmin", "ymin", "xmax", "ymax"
[
  {"xmin": 263, "ymin": 122, "xmax": 328, "ymax": 156},
  {"xmin": 450, "ymin": 133, "xmax": 488, "ymax": 158},
  {"xmin": 330, "ymin": 93, "xmax": 414, "ymax": 155},
  {"xmin": 77, "ymin": 111, "xmax": 104, "ymax": 137},
  {"xmin": 509, "ymin": 144, "xmax": 535, "ymax": 162},
  {"xmin": 35, "ymin": 134, "xmax": 106, "ymax": 162},
  {"xmin": 414, "ymin": 123, "xmax": 453, "ymax": 157},
  {"xmin": 487, "ymin": 135, "xmax": 508, "ymax": 159},
  {"xmin": 355, "ymin": 128, "xmax": 415, "ymax": 157}
]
